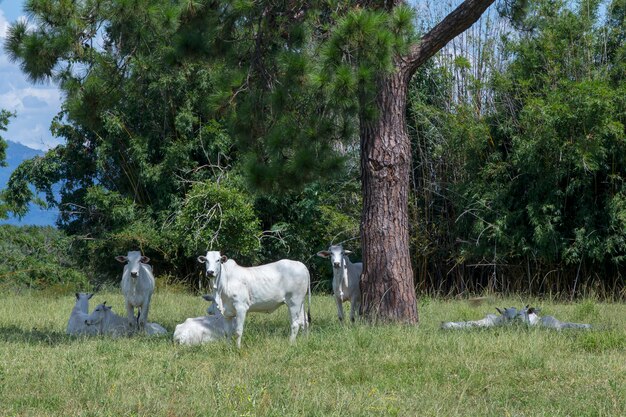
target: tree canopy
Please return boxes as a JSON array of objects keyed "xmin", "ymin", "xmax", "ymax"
[{"xmin": 1, "ymin": 0, "xmax": 624, "ymax": 301}]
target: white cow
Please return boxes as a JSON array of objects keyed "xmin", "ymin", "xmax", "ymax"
[
  {"xmin": 442, "ymin": 305, "xmax": 592, "ymax": 330},
  {"xmin": 116, "ymin": 251, "xmax": 155, "ymax": 329},
  {"xmin": 441, "ymin": 307, "xmax": 520, "ymax": 329},
  {"xmin": 84, "ymin": 302, "xmax": 131, "ymax": 337},
  {"xmin": 173, "ymin": 296, "xmax": 227, "ymax": 345},
  {"xmin": 203, "ymin": 293, "xmax": 220, "ymax": 316},
  {"xmin": 198, "ymin": 251, "xmax": 311, "ymax": 348},
  {"xmin": 518, "ymin": 306, "xmax": 592, "ymax": 330},
  {"xmin": 66, "ymin": 292, "xmax": 98, "ymax": 335},
  {"xmin": 317, "ymin": 244, "xmax": 362, "ymax": 322},
  {"xmin": 84, "ymin": 302, "xmax": 167, "ymax": 336}
]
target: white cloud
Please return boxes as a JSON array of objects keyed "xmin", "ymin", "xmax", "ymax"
[
  {"xmin": 0, "ymin": 9, "xmax": 8, "ymax": 39},
  {"xmin": 0, "ymin": 9, "xmax": 63, "ymax": 151},
  {"xmin": 0, "ymin": 86, "xmax": 61, "ymax": 113}
]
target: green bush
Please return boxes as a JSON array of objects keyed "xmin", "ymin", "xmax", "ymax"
[
  {"xmin": 0, "ymin": 225, "xmax": 89, "ymax": 292},
  {"xmin": 172, "ymin": 181, "xmax": 261, "ymax": 264}
]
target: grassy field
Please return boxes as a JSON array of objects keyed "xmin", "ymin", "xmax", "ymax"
[{"xmin": 0, "ymin": 289, "xmax": 624, "ymax": 417}]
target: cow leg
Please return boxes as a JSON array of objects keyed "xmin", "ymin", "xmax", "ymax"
[
  {"xmin": 287, "ymin": 302, "xmax": 304, "ymax": 344},
  {"xmin": 299, "ymin": 304, "xmax": 309, "ymax": 333},
  {"xmin": 350, "ymin": 294, "xmax": 361, "ymax": 323},
  {"xmin": 139, "ymin": 294, "xmax": 152, "ymax": 330},
  {"xmin": 335, "ymin": 296, "xmax": 344, "ymax": 322},
  {"xmin": 223, "ymin": 316, "xmax": 234, "ymax": 340},
  {"xmin": 125, "ymin": 301, "xmax": 136, "ymax": 329},
  {"xmin": 233, "ymin": 308, "xmax": 247, "ymax": 349}
]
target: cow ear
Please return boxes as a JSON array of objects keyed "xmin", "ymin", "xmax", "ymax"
[
  {"xmin": 115, "ymin": 256, "xmax": 128, "ymax": 263},
  {"xmin": 220, "ymin": 255, "xmax": 228, "ymax": 263},
  {"xmin": 317, "ymin": 251, "xmax": 330, "ymax": 258},
  {"xmin": 140, "ymin": 256, "xmax": 150, "ymax": 264},
  {"xmin": 202, "ymin": 294, "xmax": 215, "ymax": 302},
  {"xmin": 343, "ymin": 250, "xmax": 353, "ymax": 255},
  {"xmin": 87, "ymin": 293, "xmax": 94, "ymax": 299},
  {"xmin": 75, "ymin": 293, "xmax": 80, "ymax": 300},
  {"xmin": 495, "ymin": 307, "xmax": 503, "ymax": 315},
  {"xmin": 197, "ymin": 256, "xmax": 207, "ymax": 264}
]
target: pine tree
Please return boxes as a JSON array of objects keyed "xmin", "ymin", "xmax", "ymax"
[{"xmin": 346, "ymin": 0, "xmax": 495, "ymax": 322}]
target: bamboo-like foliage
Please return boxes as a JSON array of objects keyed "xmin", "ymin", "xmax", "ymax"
[{"xmin": 408, "ymin": 0, "xmax": 626, "ymax": 299}]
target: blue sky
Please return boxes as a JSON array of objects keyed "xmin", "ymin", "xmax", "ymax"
[{"xmin": 0, "ymin": 0, "xmax": 63, "ymax": 151}]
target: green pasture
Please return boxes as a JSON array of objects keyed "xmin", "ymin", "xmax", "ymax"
[{"xmin": 0, "ymin": 290, "xmax": 624, "ymax": 416}]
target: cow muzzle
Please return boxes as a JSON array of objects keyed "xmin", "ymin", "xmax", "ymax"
[
  {"xmin": 207, "ymin": 270, "xmax": 215, "ymax": 277},
  {"xmin": 131, "ymin": 271, "xmax": 139, "ymax": 278}
]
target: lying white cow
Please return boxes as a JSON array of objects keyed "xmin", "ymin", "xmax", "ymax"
[
  {"xmin": 173, "ymin": 295, "xmax": 226, "ymax": 345},
  {"xmin": 84, "ymin": 302, "xmax": 131, "ymax": 337},
  {"xmin": 518, "ymin": 306, "xmax": 592, "ymax": 330},
  {"xmin": 442, "ymin": 305, "xmax": 592, "ymax": 330},
  {"xmin": 84, "ymin": 302, "xmax": 167, "ymax": 336},
  {"xmin": 441, "ymin": 307, "xmax": 520, "ymax": 329},
  {"xmin": 116, "ymin": 251, "xmax": 155, "ymax": 329},
  {"xmin": 66, "ymin": 292, "xmax": 98, "ymax": 335},
  {"xmin": 317, "ymin": 244, "xmax": 362, "ymax": 322},
  {"xmin": 198, "ymin": 251, "xmax": 311, "ymax": 348}
]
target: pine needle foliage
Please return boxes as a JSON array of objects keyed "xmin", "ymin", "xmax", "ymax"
[
  {"xmin": 0, "ymin": 110, "xmax": 12, "ymax": 169},
  {"xmin": 320, "ymin": 5, "xmax": 415, "ymax": 121}
]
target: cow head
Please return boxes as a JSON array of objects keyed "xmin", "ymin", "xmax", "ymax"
[
  {"xmin": 75, "ymin": 292, "xmax": 94, "ymax": 300},
  {"xmin": 495, "ymin": 307, "xmax": 520, "ymax": 322},
  {"xmin": 317, "ymin": 245, "xmax": 352, "ymax": 270},
  {"xmin": 518, "ymin": 305, "xmax": 541, "ymax": 325},
  {"xmin": 116, "ymin": 251, "xmax": 150, "ymax": 278},
  {"xmin": 197, "ymin": 251, "xmax": 228, "ymax": 279},
  {"xmin": 202, "ymin": 293, "xmax": 220, "ymax": 315},
  {"xmin": 84, "ymin": 302, "xmax": 112, "ymax": 326}
]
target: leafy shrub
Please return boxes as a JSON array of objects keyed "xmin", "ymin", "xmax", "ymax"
[
  {"xmin": 0, "ymin": 225, "xmax": 89, "ymax": 292},
  {"xmin": 172, "ymin": 181, "xmax": 261, "ymax": 264}
]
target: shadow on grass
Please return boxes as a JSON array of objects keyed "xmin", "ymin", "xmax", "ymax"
[{"xmin": 0, "ymin": 325, "xmax": 71, "ymax": 346}]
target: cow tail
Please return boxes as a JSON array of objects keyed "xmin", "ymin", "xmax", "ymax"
[{"xmin": 307, "ymin": 274, "xmax": 312, "ymax": 326}]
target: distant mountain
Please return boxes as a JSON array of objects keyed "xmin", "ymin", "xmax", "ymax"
[{"xmin": 0, "ymin": 141, "xmax": 59, "ymax": 226}]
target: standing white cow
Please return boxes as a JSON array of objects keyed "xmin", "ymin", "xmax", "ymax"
[
  {"xmin": 66, "ymin": 292, "xmax": 98, "ymax": 335},
  {"xmin": 116, "ymin": 251, "xmax": 155, "ymax": 330},
  {"xmin": 198, "ymin": 251, "xmax": 311, "ymax": 348},
  {"xmin": 317, "ymin": 244, "xmax": 362, "ymax": 322}
]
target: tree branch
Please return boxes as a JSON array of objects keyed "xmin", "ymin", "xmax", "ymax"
[{"xmin": 402, "ymin": 0, "xmax": 496, "ymax": 76}]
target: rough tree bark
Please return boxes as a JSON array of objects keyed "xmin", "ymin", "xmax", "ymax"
[{"xmin": 359, "ymin": 0, "xmax": 496, "ymax": 323}]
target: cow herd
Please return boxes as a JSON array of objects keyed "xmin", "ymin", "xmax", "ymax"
[{"xmin": 66, "ymin": 245, "xmax": 592, "ymax": 347}]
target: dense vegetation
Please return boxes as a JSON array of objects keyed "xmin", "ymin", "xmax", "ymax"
[
  {"xmin": 0, "ymin": 0, "xmax": 624, "ymax": 298},
  {"xmin": 0, "ymin": 225, "xmax": 87, "ymax": 292},
  {"xmin": 408, "ymin": 0, "xmax": 626, "ymax": 297}
]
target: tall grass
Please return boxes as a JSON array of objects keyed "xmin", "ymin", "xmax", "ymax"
[{"xmin": 0, "ymin": 290, "xmax": 624, "ymax": 416}]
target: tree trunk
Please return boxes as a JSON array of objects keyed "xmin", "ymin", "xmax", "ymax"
[
  {"xmin": 358, "ymin": 0, "xmax": 496, "ymax": 323},
  {"xmin": 360, "ymin": 69, "xmax": 418, "ymax": 323}
]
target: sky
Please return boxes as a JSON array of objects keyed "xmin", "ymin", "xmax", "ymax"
[{"xmin": 0, "ymin": 0, "xmax": 63, "ymax": 151}]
